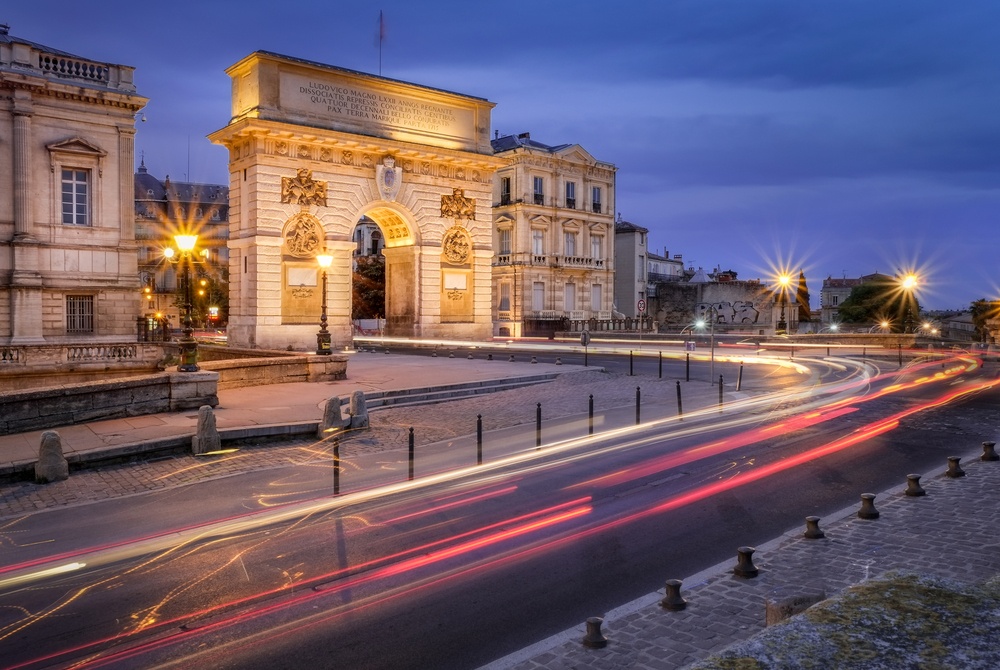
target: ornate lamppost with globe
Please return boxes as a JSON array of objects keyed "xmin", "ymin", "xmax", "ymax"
[
  {"xmin": 164, "ymin": 233, "xmax": 207, "ymax": 372},
  {"xmin": 315, "ymin": 252, "xmax": 333, "ymax": 354}
]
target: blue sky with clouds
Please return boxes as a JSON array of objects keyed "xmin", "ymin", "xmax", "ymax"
[{"xmin": 6, "ymin": 1, "xmax": 999, "ymax": 310}]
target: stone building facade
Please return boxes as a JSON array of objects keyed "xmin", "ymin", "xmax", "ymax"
[
  {"xmin": 210, "ymin": 52, "xmax": 503, "ymax": 350},
  {"xmin": 1, "ymin": 24, "xmax": 146, "ymax": 344},
  {"xmin": 613, "ymin": 219, "xmax": 648, "ymax": 319},
  {"xmin": 491, "ymin": 133, "xmax": 616, "ymax": 337}
]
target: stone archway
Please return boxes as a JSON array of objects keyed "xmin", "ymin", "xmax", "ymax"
[{"xmin": 210, "ymin": 51, "xmax": 504, "ymax": 350}]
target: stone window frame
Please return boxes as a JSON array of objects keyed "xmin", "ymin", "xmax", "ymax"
[
  {"xmin": 532, "ymin": 175, "xmax": 545, "ymax": 205},
  {"xmin": 497, "ymin": 227, "xmax": 512, "ymax": 256},
  {"xmin": 564, "ymin": 180, "xmax": 577, "ymax": 209},
  {"xmin": 66, "ymin": 294, "xmax": 95, "ymax": 334},
  {"xmin": 498, "ymin": 281, "xmax": 511, "ymax": 311},
  {"xmin": 47, "ymin": 138, "xmax": 106, "ymax": 229},
  {"xmin": 531, "ymin": 227, "xmax": 545, "ymax": 256}
]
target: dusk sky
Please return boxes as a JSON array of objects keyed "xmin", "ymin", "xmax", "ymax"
[{"xmin": 7, "ymin": 1, "xmax": 1000, "ymax": 310}]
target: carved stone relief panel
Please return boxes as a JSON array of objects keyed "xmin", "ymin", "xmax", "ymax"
[{"xmin": 281, "ymin": 168, "xmax": 327, "ymax": 207}]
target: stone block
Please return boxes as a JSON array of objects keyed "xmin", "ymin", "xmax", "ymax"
[
  {"xmin": 764, "ymin": 586, "xmax": 826, "ymax": 626},
  {"xmin": 35, "ymin": 430, "xmax": 69, "ymax": 483},
  {"xmin": 191, "ymin": 405, "xmax": 221, "ymax": 455}
]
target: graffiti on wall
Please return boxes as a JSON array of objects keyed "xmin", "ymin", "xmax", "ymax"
[{"xmin": 695, "ymin": 301, "xmax": 760, "ymax": 325}]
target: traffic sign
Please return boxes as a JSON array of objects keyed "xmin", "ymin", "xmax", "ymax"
[
  {"xmin": 637, "ymin": 299, "xmax": 646, "ymax": 313},
  {"xmin": 580, "ymin": 331, "xmax": 591, "ymax": 347}
]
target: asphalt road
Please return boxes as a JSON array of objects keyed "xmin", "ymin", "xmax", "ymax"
[{"xmin": 1, "ymin": 353, "xmax": 996, "ymax": 669}]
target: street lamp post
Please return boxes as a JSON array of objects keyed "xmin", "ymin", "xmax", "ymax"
[
  {"xmin": 316, "ymin": 253, "xmax": 333, "ymax": 354},
  {"xmin": 164, "ymin": 234, "xmax": 205, "ymax": 372}
]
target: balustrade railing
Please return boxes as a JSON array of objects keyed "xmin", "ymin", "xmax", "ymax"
[{"xmin": 38, "ymin": 53, "xmax": 109, "ymax": 83}]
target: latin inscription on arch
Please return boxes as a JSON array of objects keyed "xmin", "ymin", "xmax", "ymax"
[{"xmin": 280, "ymin": 72, "xmax": 476, "ymax": 146}]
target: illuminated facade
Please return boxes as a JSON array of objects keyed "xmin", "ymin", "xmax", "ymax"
[
  {"xmin": 0, "ymin": 24, "xmax": 146, "ymax": 344},
  {"xmin": 491, "ymin": 133, "xmax": 616, "ymax": 337},
  {"xmin": 210, "ymin": 52, "xmax": 503, "ymax": 350}
]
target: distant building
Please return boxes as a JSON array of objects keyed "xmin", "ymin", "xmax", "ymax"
[
  {"xmin": 646, "ymin": 249, "xmax": 685, "ymax": 295},
  {"xmin": 820, "ymin": 272, "xmax": 893, "ymax": 325},
  {"xmin": 134, "ymin": 163, "xmax": 229, "ymax": 329},
  {"xmin": 1, "ymin": 24, "xmax": 146, "ymax": 344},
  {"xmin": 352, "ymin": 216, "xmax": 384, "ymax": 260},
  {"xmin": 491, "ymin": 132, "xmax": 616, "ymax": 337},
  {"xmin": 613, "ymin": 219, "xmax": 648, "ymax": 318}
]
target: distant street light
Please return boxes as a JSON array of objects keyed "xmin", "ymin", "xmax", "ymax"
[
  {"xmin": 316, "ymin": 252, "xmax": 333, "ymax": 354},
  {"xmin": 164, "ymin": 233, "xmax": 208, "ymax": 372},
  {"xmin": 869, "ymin": 320, "xmax": 891, "ymax": 334},
  {"xmin": 900, "ymin": 272, "xmax": 919, "ymax": 333},
  {"xmin": 775, "ymin": 273, "xmax": 792, "ymax": 335}
]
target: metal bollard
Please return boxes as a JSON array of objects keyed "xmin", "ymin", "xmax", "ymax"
[
  {"xmin": 660, "ymin": 579, "xmax": 687, "ymax": 611},
  {"xmin": 509, "ymin": 355, "xmax": 515, "ymax": 362},
  {"xmin": 384, "ymin": 348, "xmax": 389, "ymax": 354},
  {"xmin": 946, "ymin": 456, "xmax": 965, "ymax": 478},
  {"xmin": 982, "ymin": 441, "xmax": 999, "ymax": 461},
  {"xmin": 431, "ymin": 350, "xmax": 437, "ymax": 357},
  {"xmin": 635, "ymin": 386, "xmax": 641, "ymax": 425},
  {"xmin": 588, "ymin": 394, "xmax": 594, "ymax": 435},
  {"xmin": 582, "ymin": 617, "xmax": 608, "ymax": 649},
  {"xmin": 408, "ymin": 427, "xmax": 415, "ymax": 481},
  {"xmin": 477, "ymin": 414, "xmax": 483, "ymax": 465},
  {"xmin": 803, "ymin": 516, "xmax": 825, "ymax": 539},
  {"xmin": 658, "ymin": 351, "xmax": 663, "ymax": 378},
  {"xmin": 467, "ymin": 353, "xmax": 474, "ymax": 360},
  {"xmin": 556, "ymin": 357, "xmax": 562, "ymax": 365},
  {"xmin": 629, "ymin": 350, "xmax": 633, "ymax": 376},
  {"xmin": 487, "ymin": 353, "xmax": 493, "ymax": 361},
  {"xmin": 676, "ymin": 380, "xmax": 683, "ymax": 418},
  {"xmin": 536, "ymin": 403, "xmax": 542, "ymax": 448},
  {"xmin": 449, "ymin": 352, "xmax": 455, "ymax": 358},
  {"xmin": 905, "ymin": 473, "xmax": 926, "ymax": 497},
  {"xmin": 531, "ymin": 356, "xmax": 537, "ymax": 364},
  {"xmin": 858, "ymin": 493, "xmax": 879, "ymax": 519},
  {"xmin": 685, "ymin": 352, "xmax": 690, "ymax": 381},
  {"xmin": 733, "ymin": 546, "xmax": 759, "ymax": 578},
  {"xmin": 333, "ymin": 439, "xmax": 340, "ymax": 496}
]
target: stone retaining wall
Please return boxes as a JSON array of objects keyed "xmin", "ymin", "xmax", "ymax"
[
  {"xmin": 199, "ymin": 354, "xmax": 347, "ymax": 389},
  {"xmin": 0, "ymin": 371, "xmax": 220, "ymax": 435}
]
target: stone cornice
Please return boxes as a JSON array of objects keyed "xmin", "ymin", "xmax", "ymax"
[
  {"xmin": 0, "ymin": 72, "xmax": 147, "ymax": 112},
  {"xmin": 210, "ymin": 118, "xmax": 505, "ymax": 182}
]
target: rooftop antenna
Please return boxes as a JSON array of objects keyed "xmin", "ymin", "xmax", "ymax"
[{"xmin": 378, "ymin": 10, "xmax": 386, "ymax": 76}]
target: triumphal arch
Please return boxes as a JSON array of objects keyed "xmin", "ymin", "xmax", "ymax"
[{"xmin": 209, "ymin": 51, "xmax": 502, "ymax": 350}]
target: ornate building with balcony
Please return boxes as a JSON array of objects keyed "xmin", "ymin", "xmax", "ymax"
[
  {"xmin": 1, "ymin": 24, "xmax": 146, "ymax": 345},
  {"xmin": 135, "ymin": 162, "xmax": 229, "ymax": 332},
  {"xmin": 491, "ymin": 132, "xmax": 616, "ymax": 337}
]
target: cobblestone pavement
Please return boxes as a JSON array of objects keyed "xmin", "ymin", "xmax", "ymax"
[
  {"xmin": 493, "ymin": 454, "xmax": 1000, "ymax": 670},
  {"xmin": 0, "ymin": 369, "xmax": 707, "ymax": 518}
]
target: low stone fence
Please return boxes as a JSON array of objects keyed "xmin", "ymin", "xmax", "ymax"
[
  {"xmin": 0, "ymin": 353, "xmax": 348, "ymax": 435},
  {"xmin": 0, "ymin": 342, "xmax": 167, "ymax": 391},
  {"xmin": 0, "ymin": 371, "xmax": 220, "ymax": 435},
  {"xmin": 199, "ymin": 354, "xmax": 347, "ymax": 390}
]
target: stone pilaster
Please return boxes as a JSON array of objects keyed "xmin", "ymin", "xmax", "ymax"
[{"xmin": 12, "ymin": 93, "xmax": 33, "ymax": 240}]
